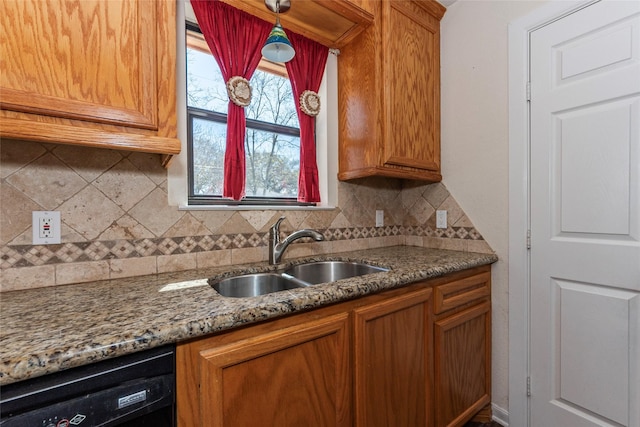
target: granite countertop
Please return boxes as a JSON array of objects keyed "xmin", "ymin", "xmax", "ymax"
[{"xmin": 0, "ymin": 246, "xmax": 497, "ymax": 386}]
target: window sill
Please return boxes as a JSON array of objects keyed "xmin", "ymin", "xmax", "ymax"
[{"xmin": 178, "ymin": 204, "xmax": 336, "ymax": 211}]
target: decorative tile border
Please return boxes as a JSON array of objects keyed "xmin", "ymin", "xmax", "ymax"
[{"xmin": 0, "ymin": 226, "xmax": 483, "ymax": 269}]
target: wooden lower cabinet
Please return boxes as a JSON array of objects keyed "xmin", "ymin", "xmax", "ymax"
[
  {"xmin": 177, "ymin": 266, "xmax": 491, "ymax": 427},
  {"xmin": 353, "ymin": 288, "xmax": 433, "ymax": 427},
  {"xmin": 177, "ymin": 312, "xmax": 351, "ymax": 427},
  {"xmin": 433, "ymin": 267, "xmax": 492, "ymax": 427}
]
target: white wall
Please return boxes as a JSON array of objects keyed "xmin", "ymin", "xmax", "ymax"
[{"xmin": 440, "ymin": 0, "xmax": 549, "ymax": 417}]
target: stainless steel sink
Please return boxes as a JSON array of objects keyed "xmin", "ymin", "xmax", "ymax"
[
  {"xmin": 211, "ymin": 261, "xmax": 389, "ymax": 297},
  {"xmin": 283, "ymin": 261, "xmax": 389, "ymax": 285},
  {"xmin": 211, "ymin": 273, "xmax": 303, "ymax": 298}
]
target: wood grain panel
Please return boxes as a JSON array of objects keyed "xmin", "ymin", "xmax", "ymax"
[
  {"xmin": 341, "ymin": 0, "xmax": 375, "ymax": 15},
  {"xmin": 353, "ymin": 288, "xmax": 433, "ymax": 427},
  {"xmin": 413, "ymin": 0, "xmax": 447, "ymax": 20},
  {"xmin": 219, "ymin": 0, "xmax": 373, "ymax": 48},
  {"xmin": 155, "ymin": 0, "xmax": 178, "ymax": 141},
  {"xmin": 338, "ymin": 0, "xmax": 445, "ymax": 182},
  {"xmin": 175, "ymin": 342, "xmax": 201, "ymax": 427},
  {"xmin": 434, "ymin": 302, "xmax": 491, "ymax": 427},
  {"xmin": 197, "ymin": 313, "xmax": 351, "ymax": 427},
  {"xmin": 434, "ymin": 271, "xmax": 491, "ymax": 314},
  {"xmin": 0, "ymin": 117, "xmax": 180, "ymax": 154},
  {"xmin": 384, "ymin": 1, "xmax": 440, "ymax": 171},
  {"xmin": 338, "ymin": 165, "xmax": 442, "ymax": 181},
  {"xmin": 1, "ymin": 0, "xmax": 156, "ymax": 128},
  {"xmin": 338, "ymin": 8, "xmax": 382, "ymax": 176},
  {"xmin": 0, "ymin": 0, "xmax": 179, "ymax": 156}
]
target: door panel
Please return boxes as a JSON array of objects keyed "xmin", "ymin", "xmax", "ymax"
[
  {"xmin": 530, "ymin": 1, "xmax": 640, "ymax": 426},
  {"xmin": 556, "ymin": 99, "xmax": 635, "ymax": 236},
  {"xmin": 552, "ymin": 280, "xmax": 638, "ymax": 426}
]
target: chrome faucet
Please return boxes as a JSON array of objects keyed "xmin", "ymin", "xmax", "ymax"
[{"xmin": 269, "ymin": 216, "xmax": 324, "ymax": 264}]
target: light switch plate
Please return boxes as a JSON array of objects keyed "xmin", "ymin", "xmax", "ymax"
[
  {"xmin": 436, "ymin": 210, "xmax": 447, "ymax": 229},
  {"xmin": 375, "ymin": 210, "xmax": 384, "ymax": 227}
]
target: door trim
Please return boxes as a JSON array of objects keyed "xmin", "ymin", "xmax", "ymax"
[{"xmin": 507, "ymin": 1, "xmax": 599, "ymax": 426}]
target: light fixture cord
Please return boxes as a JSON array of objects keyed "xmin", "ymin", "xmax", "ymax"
[{"xmin": 275, "ymin": 0, "xmax": 282, "ymax": 26}]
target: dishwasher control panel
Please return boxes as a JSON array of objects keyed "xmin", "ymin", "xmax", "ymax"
[{"xmin": 0, "ymin": 345, "xmax": 175, "ymax": 427}]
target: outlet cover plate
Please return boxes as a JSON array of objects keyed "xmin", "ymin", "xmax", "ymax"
[
  {"xmin": 375, "ymin": 210, "xmax": 384, "ymax": 227},
  {"xmin": 436, "ymin": 210, "xmax": 447, "ymax": 229},
  {"xmin": 33, "ymin": 211, "xmax": 61, "ymax": 244}
]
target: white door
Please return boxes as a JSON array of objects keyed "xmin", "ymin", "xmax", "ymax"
[{"xmin": 530, "ymin": 1, "xmax": 640, "ymax": 426}]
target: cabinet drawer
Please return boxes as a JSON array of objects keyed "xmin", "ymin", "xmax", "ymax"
[{"xmin": 433, "ymin": 271, "xmax": 490, "ymax": 314}]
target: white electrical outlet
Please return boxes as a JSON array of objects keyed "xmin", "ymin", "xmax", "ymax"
[
  {"xmin": 436, "ymin": 210, "xmax": 447, "ymax": 229},
  {"xmin": 32, "ymin": 211, "xmax": 61, "ymax": 244},
  {"xmin": 375, "ymin": 210, "xmax": 384, "ymax": 227}
]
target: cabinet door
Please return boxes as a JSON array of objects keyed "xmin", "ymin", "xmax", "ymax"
[
  {"xmin": 0, "ymin": 0, "xmax": 179, "ymax": 155},
  {"xmin": 1, "ymin": 0, "xmax": 156, "ymax": 128},
  {"xmin": 197, "ymin": 313, "xmax": 351, "ymax": 427},
  {"xmin": 382, "ymin": 0, "xmax": 441, "ymax": 172},
  {"xmin": 353, "ymin": 287, "xmax": 433, "ymax": 427},
  {"xmin": 434, "ymin": 302, "xmax": 491, "ymax": 427}
]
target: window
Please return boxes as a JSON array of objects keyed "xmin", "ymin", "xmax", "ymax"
[
  {"xmin": 169, "ymin": 1, "xmax": 338, "ymax": 210},
  {"xmin": 186, "ymin": 23, "xmax": 311, "ymax": 206}
]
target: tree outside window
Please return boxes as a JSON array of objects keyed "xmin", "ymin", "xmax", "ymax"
[{"xmin": 186, "ymin": 26, "xmax": 305, "ymax": 205}]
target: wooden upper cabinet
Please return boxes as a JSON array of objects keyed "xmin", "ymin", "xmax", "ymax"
[
  {"xmin": 0, "ymin": 0, "xmax": 180, "ymax": 155},
  {"xmin": 338, "ymin": 0, "xmax": 445, "ymax": 182}
]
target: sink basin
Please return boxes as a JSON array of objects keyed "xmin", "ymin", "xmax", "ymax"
[
  {"xmin": 211, "ymin": 273, "xmax": 303, "ymax": 298},
  {"xmin": 211, "ymin": 261, "xmax": 389, "ymax": 297},
  {"xmin": 283, "ymin": 261, "xmax": 388, "ymax": 285}
]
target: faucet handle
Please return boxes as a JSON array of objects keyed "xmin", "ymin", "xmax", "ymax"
[
  {"xmin": 270, "ymin": 216, "xmax": 286, "ymax": 241},
  {"xmin": 271, "ymin": 216, "xmax": 286, "ymax": 231}
]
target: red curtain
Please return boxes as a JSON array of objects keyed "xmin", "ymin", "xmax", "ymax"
[
  {"xmin": 190, "ymin": 0, "xmax": 271, "ymax": 200},
  {"xmin": 285, "ymin": 33, "xmax": 329, "ymax": 203}
]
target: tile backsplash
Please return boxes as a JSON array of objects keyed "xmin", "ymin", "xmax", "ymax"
[{"xmin": 0, "ymin": 140, "xmax": 492, "ymax": 291}]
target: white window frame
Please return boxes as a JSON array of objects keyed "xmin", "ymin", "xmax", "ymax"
[{"xmin": 168, "ymin": 0, "xmax": 338, "ymax": 210}]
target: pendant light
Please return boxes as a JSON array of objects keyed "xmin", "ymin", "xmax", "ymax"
[{"xmin": 262, "ymin": 0, "xmax": 295, "ymax": 63}]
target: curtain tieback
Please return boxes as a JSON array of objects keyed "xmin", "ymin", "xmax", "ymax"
[
  {"xmin": 226, "ymin": 76, "xmax": 252, "ymax": 107},
  {"xmin": 300, "ymin": 90, "xmax": 321, "ymax": 116}
]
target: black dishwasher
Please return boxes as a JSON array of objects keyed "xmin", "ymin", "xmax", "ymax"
[{"xmin": 0, "ymin": 345, "xmax": 175, "ymax": 427}]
